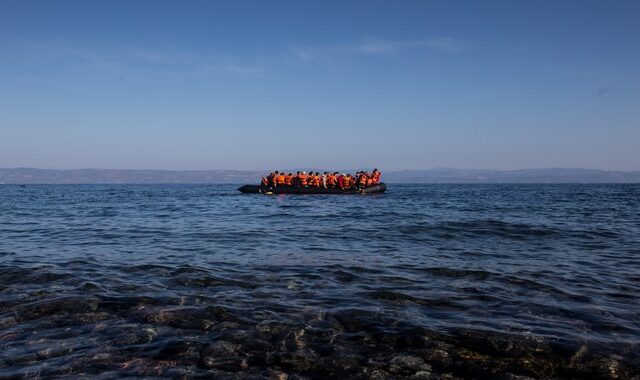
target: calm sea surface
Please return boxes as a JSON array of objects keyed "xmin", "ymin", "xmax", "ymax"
[{"xmin": 1, "ymin": 184, "xmax": 639, "ymax": 379}]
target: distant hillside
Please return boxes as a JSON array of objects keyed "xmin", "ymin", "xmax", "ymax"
[
  {"xmin": 1, "ymin": 167, "xmax": 639, "ymax": 184},
  {"xmin": 382, "ymin": 168, "xmax": 640, "ymax": 183},
  {"xmin": 0, "ymin": 168, "xmax": 263, "ymax": 184}
]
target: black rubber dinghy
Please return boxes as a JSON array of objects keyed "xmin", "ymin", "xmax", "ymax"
[{"xmin": 238, "ymin": 183, "xmax": 387, "ymax": 195}]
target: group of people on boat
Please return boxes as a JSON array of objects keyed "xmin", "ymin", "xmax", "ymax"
[{"xmin": 260, "ymin": 169, "xmax": 381, "ymax": 189}]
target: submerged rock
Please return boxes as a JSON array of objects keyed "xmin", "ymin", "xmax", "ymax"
[
  {"xmin": 154, "ymin": 339, "xmax": 204, "ymax": 363},
  {"xmin": 389, "ymin": 355, "xmax": 432, "ymax": 377},
  {"xmin": 0, "ymin": 316, "xmax": 17, "ymax": 329},
  {"xmin": 201, "ymin": 341, "xmax": 249, "ymax": 372}
]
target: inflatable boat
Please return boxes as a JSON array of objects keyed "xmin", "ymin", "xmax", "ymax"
[{"xmin": 238, "ymin": 183, "xmax": 387, "ymax": 195}]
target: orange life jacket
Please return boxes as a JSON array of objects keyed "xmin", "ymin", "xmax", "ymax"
[
  {"xmin": 343, "ymin": 176, "xmax": 352, "ymax": 188},
  {"xmin": 307, "ymin": 175, "xmax": 316, "ymax": 187},
  {"xmin": 366, "ymin": 178, "xmax": 373, "ymax": 186},
  {"xmin": 327, "ymin": 175, "xmax": 336, "ymax": 186},
  {"xmin": 358, "ymin": 174, "xmax": 367, "ymax": 186},
  {"xmin": 312, "ymin": 175, "xmax": 321, "ymax": 187},
  {"xmin": 284, "ymin": 175, "xmax": 293, "ymax": 186},
  {"xmin": 372, "ymin": 171, "xmax": 381, "ymax": 183},
  {"xmin": 277, "ymin": 174, "xmax": 285, "ymax": 185},
  {"xmin": 298, "ymin": 174, "xmax": 308, "ymax": 186}
]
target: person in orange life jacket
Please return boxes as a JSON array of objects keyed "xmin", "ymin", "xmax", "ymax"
[
  {"xmin": 311, "ymin": 172, "xmax": 321, "ymax": 187},
  {"xmin": 327, "ymin": 172, "xmax": 337, "ymax": 188},
  {"xmin": 284, "ymin": 173, "xmax": 293, "ymax": 186},
  {"xmin": 297, "ymin": 171, "xmax": 308, "ymax": 187},
  {"xmin": 344, "ymin": 174, "xmax": 354, "ymax": 189},
  {"xmin": 371, "ymin": 169, "xmax": 381, "ymax": 184},
  {"xmin": 276, "ymin": 171, "xmax": 286, "ymax": 186},
  {"xmin": 357, "ymin": 172, "xmax": 368, "ymax": 188},
  {"xmin": 365, "ymin": 171, "xmax": 374, "ymax": 186}
]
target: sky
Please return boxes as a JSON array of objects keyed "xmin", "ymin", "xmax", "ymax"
[{"xmin": 1, "ymin": 0, "xmax": 639, "ymax": 171}]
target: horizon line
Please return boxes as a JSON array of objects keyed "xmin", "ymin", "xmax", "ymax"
[{"xmin": 2, "ymin": 166, "xmax": 640, "ymax": 173}]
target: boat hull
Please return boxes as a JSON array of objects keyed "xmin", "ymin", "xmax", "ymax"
[{"xmin": 238, "ymin": 183, "xmax": 387, "ymax": 195}]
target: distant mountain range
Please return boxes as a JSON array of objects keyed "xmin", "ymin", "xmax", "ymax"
[
  {"xmin": 1, "ymin": 167, "xmax": 639, "ymax": 184},
  {"xmin": 383, "ymin": 168, "xmax": 640, "ymax": 183}
]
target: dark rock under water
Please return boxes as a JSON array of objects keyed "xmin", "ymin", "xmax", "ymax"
[{"xmin": 0, "ymin": 184, "xmax": 639, "ymax": 379}]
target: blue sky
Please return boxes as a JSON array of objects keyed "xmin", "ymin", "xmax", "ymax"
[{"xmin": 1, "ymin": 0, "xmax": 639, "ymax": 170}]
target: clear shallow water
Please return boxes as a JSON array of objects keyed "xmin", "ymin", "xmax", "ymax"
[{"xmin": 0, "ymin": 184, "xmax": 639, "ymax": 379}]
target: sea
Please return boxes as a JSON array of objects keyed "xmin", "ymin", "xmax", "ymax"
[{"xmin": 0, "ymin": 184, "xmax": 638, "ymax": 379}]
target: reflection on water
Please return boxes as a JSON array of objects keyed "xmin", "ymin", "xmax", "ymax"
[{"xmin": 1, "ymin": 184, "xmax": 639, "ymax": 378}]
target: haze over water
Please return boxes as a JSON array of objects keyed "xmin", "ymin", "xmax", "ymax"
[{"xmin": 1, "ymin": 184, "xmax": 639, "ymax": 378}]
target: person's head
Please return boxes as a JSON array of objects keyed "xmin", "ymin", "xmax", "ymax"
[
  {"xmin": 288, "ymin": 173, "xmax": 292, "ymax": 176},
  {"xmin": 275, "ymin": 171, "xmax": 279, "ymax": 174},
  {"xmin": 373, "ymin": 168, "xmax": 378, "ymax": 172}
]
